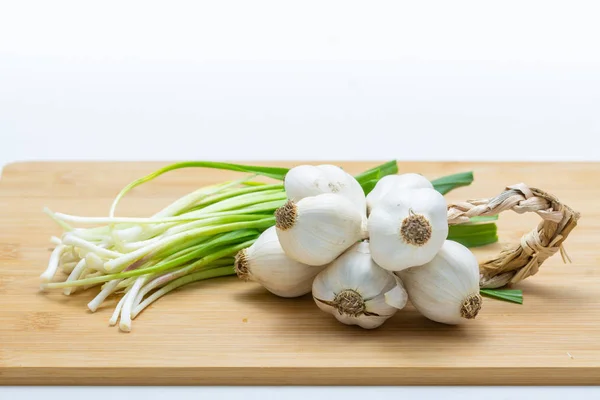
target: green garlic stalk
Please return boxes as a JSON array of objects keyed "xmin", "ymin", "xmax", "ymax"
[{"xmin": 39, "ymin": 160, "xmax": 494, "ymax": 332}]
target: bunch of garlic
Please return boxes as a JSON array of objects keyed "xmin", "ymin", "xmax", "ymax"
[{"xmin": 235, "ymin": 164, "xmax": 483, "ymax": 329}]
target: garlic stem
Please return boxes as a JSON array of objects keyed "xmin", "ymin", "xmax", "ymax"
[
  {"xmin": 60, "ymin": 261, "xmax": 78, "ymax": 274},
  {"xmin": 120, "ymin": 237, "xmax": 161, "ymax": 252},
  {"xmin": 131, "ymin": 258, "xmax": 235, "ymax": 317},
  {"xmin": 132, "ymin": 266, "xmax": 234, "ymax": 319},
  {"xmin": 188, "ymin": 184, "xmax": 283, "ymax": 211},
  {"xmin": 43, "ymin": 208, "xmax": 73, "ymax": 231},
  {"xmin": 40, "ymin": 244, "xmax": 66, "ymax": 283},
  {"xmin": 62, "ymin": 235, "xmax": 122, "ymax": 259},
  {"xmin": 85, "ymin": 253, "xmax": 107, "ymax": 272},
  {"xmin": 194, "ymin": 190, "xmax": 286, "ymax": 215},
  {"xmin": 104, "ymin": 218, "xmax": 273, "ymax": 272},
  {"xmin": 163, "ymin": 215, "xmax": 268, "ymax": 237},
  {"xmin": 119, "ymin": 276, "xmax": 148, "ymax": 332},
  {"xmin": 63, "ymin": 259, "xmax": 87, "ymax": 295},
  {"xmin": 87, "ymin": 279, "xmax": 121, "ymax": 312},
  {"xmin": 152, "ymin": 177, "xmax": 250, "ymax": 218},
  {"xmin": 82, "ymin": 272, "xmax": 103, "ymax": 290},
  {"xmin": 109, "ymin": 294, "xmax": 128, "ymax": 326},
  {"xmin": 42, "ymin": 237, "xmax": 255, "ymax": 290},
  {"xmin": 116, "ymin": 276, "xmax": 137, "ymax": 290}
]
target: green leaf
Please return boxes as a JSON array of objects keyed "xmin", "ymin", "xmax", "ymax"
[
  {"xmin": 448, "ymin": 222, "xmax": 497, "ymax": 235},
  {"xmin": 464, "ymin": 215, "xmax": 499, "ymax": 224},
  {"xmin": 448, "ymin": 222, "xmax": 498, "ymax": 247},
  {"xmin": 110, "ymin": 161, "xmax": 291, "ymax": 217},
  {"xmin": 359, "ymin": 179, "xmax": 380, "ymax": 196},
  {"xmin": 431, "ymin": 171, "xmax": 474, "ymax": 195},
  {"xmin": 354, "ymin": 160, "xmax": 399, "ymax": 187},
  {"xmin": 480, "ymin": 288, "xmax": 523, "ymax": 304}
]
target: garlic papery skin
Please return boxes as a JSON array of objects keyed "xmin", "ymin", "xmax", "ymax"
[
  {"xmin": 368, "ymin": 187, "xmax": 448, "ymax": 272},
  {"xmin": 284, "ymin": 164, "xmax": 367, "ymax": 217},
  {"xmin": 366, "ymin": 173, "xmax": 433, "ymax": 215},
  {"xmin": 275, "ymin": 193, "xmax": 365, "ymax": 266},
  {"xmin": 311, "ymin": 241, "xmax": 407, "ymax": 329},
  {"xmin": 398, "ymin": 240, "xmax": 482, "ymax": 325},
  {"xmin": 234, "ymin": 227, "xmax": 325, "ymax": 298}
]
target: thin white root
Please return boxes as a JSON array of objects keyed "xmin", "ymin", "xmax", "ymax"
[
  {"xmin": 74, "ymin": 241, "xmax": 109, "ymax": 259},
  {"xmin": 60, "ymin": 261, "xmax": 78, "ymax": 274},
  {"xmin": 62, "ymin": 235, "xmax": 122, "ymax": 259},
  {"xmin": 131, "ymin": 273, "xmax": 172, "ymax": 319},
  {"xmin": 43, "ymin": 207, "xmax": 73, "ymax": 231},
  {"xmin": 60, "ymin": 246, "xmax": 78, "ymax": 263},
  {"xmin": 109, "ymin": 295, "xmax": 128, "ymax": 326},
  {"xmin": 120, "ymin": 237, "xmax": 161, "ymax": 252},
  {"xmin": 50, "ymin": 236, "xmax": 62, "ymax": 245},
  {"xmin": 53, "ymin": 213, "xmax": 208, "ymax": 225},
  {"xmin": 87, "ymin": 279, "xmax": 120, "ymax": 312},
  {"xmin": 63, "ymin": 259, "xmax": 87, "ymax": 295},
  {"xmin": 132, "ymin": 271, "xmax": 207, "ymax": 318},
  {"xmin": 119, "ymin": 276, "xmax": 148, "ymax": 332},
  {"xmin": 103, "ymin": 230, "xmax": 189, "ymax": 272},
  {"xmin": 70, "ymin": 227, "xmax": 112, "ymax": 242},
  {"xmin": 85, "ymin": 252, "xmax": 106, "ymax": 272},
  {"xmin": 114, "ymin": 226, "xmax": 144, "ymax": 242},
  {"xmin": 40, "ymin": 245, "xmax": 66, "ymax": 283}
]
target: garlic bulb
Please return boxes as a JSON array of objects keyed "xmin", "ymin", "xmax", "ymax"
[
  {"xmin": 398, "ymin": 240, "xmax": 482, "ymax": 325},
  {"xmin": 368, "ymin": 187, "xmax": 448, "ymax": 271},
  {"xmin": 366, "ymin": 173, "xmax": 433, "ymax": 214},
  {"xmin": 312, "ymin": 241, "xmax": 408, "ymax": 329},
  {"xmin": 234, "ymin": 227, "xmax": 325, "ymax": 297},
  {"xmin": 284, "ymin": 164, "xmax": 367, "ymax": 217},
  {"xmin": 275, "ymin": 193, "xmax": 365, "ymax": 266}
]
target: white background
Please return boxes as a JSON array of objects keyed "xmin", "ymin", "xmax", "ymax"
[{"xmin": 1, "ymin": 0, "xmax": 599, "ymax": 398}]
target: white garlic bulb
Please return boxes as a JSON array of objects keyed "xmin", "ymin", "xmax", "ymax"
[
  {"xmin": 368, "ymin": 187, "xmax": 448, "ymax": 272},
  {"xmin": 311, "ymin": 241, "xmax": 408, "ymax": 329},
  {"xmin": 398, "ymin": 240, "xmax": 482, "ymax": 325},
  {"xmin": 234, "ymin": 227, "xmax": 325, "ymax": 298},
  {"xmin": 275, "ymin": 193, "xmax": 365, "ymax": 266},
  {"xmin": 366, "ymin": 173, "xmax": 433, "ymax": 214},
  {"xmin": 284, "ymin": 164, "xmax": 367, "ymax": 217}
]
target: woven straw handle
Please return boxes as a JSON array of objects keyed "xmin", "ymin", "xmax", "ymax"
[{"xmin": 447, "ymin": 183, "xmax": 581, "ymax": 289}]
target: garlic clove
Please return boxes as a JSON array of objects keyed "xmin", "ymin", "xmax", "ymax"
[
  {"xmin": 311, "ymin": 241, "xmax": 407, "ymax": 329},
  {"xmin": 335, "ymin": 310, "xmax": 389, "ymax": 330},
  {"xmin": 284, "ymin": 164, "xmax": 367, "ymax": 217},
  {"xmin": 234, "ymin": 227, "xmax": 325, "ymax": 298},
  {"xmin": 340, "ymin": 243, "xmax": 398, "ymax": 300},
  {"xmin": 275, "ymin": 193, "xmax": 365, "ymax": 266},
  {"xmin": 398, "ymin": 240, "xmax": 482, "ymax": 325},
  {"xmin": 368, "ymin": 187, "xmax": 448, "ymax": 271},
  {"xmin": 383, "ymin": 274, "xmax": 409, "ymax": 309},
  {"xmin": 284, "ymin": 165, "xmax": 329, "ymax": 201},
  {"xmin": 364, "ymin": 295, "xmax": 401, "ymax": 317},
  {"xmin": 366, "ymin": 173, "xmax": 433, "ymax": 215}
]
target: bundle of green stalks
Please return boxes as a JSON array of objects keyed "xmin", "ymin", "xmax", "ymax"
[{"xmin": 39, "ymin": 160, "xmax": 500, "ymax": 332}]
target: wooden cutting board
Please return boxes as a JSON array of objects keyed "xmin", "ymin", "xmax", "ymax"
[{"xmin": 0, "ymin": 161, "xmax": 598, "ymax": 386}]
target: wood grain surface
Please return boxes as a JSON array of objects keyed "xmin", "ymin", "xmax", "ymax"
[{"xmin": 0, "ymin": 161, "xmax": 598, "ymax": 386}]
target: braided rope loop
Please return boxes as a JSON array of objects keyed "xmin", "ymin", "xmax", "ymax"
[{"xmin": 447, "ymin": 183, "xmax": 581, "ymax": 289}]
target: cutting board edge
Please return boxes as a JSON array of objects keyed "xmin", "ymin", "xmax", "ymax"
[
  {"xmin": 1, "ymin": 366, "xmax": 599, "ymax": 386},
  {"xmin": 3, "ymin": 159, "xmax": 600, "ymax": 175}
]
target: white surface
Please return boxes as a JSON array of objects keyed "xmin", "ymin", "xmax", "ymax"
[
  {"xmin": 0, "ymin": 387, "xmax": 597, "ymax": 400},
  {"xmin": 1, "ymin": 0, "xmax": 599, "ymax": 398}
]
